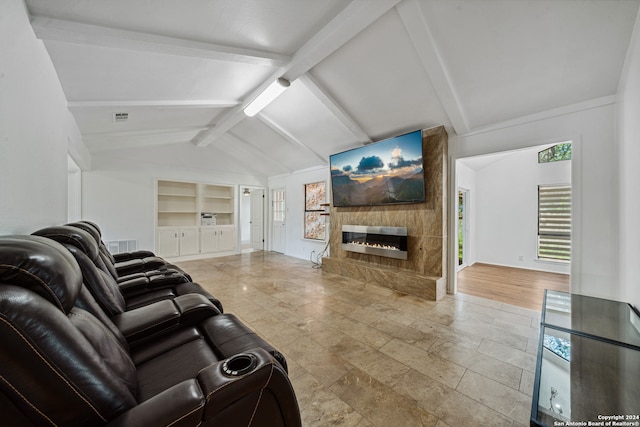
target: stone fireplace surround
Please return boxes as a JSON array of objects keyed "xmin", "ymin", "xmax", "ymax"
[{"xmin": 322, "ymin": 126, "xmax": 448, "ymax": 300}]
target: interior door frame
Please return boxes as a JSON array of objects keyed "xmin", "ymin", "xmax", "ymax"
[
  {"xmin": 67, "ymin": 154, "xmax": 82, "ymax": 223},
  {"xmin": 457, "ymin": 188, "xmax": 469, "ymax": 270},
  {"xmin": 239, "ymin": 185, "xmax": 267, "ymax": 252},
  {"xmin": 250, "ymin": 188, "xmax": 265, "ymax": 251},
  {"xmin": 449, "ymin": 135, "xmax": 579, "ymax": 295}
]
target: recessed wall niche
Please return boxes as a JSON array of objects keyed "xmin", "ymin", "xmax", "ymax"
[{"xmin": 322, "ymin": 126, "xmax": 448, "ymax": 300}]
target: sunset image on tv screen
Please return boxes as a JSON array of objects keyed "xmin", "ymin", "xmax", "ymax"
[{"xmin": 330, "ymin": 130, "xmax": 425, "ymax": 207}]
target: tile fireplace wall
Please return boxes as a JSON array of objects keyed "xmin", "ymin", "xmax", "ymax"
[{"xmin": 322, "ymin": 126, "xmax": 448, "ymax": 300}]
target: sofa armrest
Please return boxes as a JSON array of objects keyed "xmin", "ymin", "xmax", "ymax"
[
  {"xmin": 116, "ymin": 272, "xmax": 147, "ymax": 283},
  {"xmin": 114, "ymin": 259, "xmax": 146, "ymax": 276},
  {"xmin": 104, "ymin": 380, "xmax": 204, "ymax": 427},
  {"xmin": 197, "ymin": 348, "xmax": 301, "ymax": 426},
  {"xmin": 112, "ymin": 250, "xmax": 156, "ymax": 262},
  {"xmin": 197, "ymin": 349, "xmax": 275, "ymax": 415},
  {"xmin": 111, "ymin": 300, "xmax": 180, "ymax": 342},
  {"xmin": 175, "ymin": 294, "xmax": 221, "ymax": 324},
  {"xmin": 112, "ymin": 296, "xmax": 220, "ymax": 343},
  {"xmin": 118, "ymin": 272, "xmax": 191, "ymax": 298},
  {"xmin": 115, "ymin": 257, "xmax": 168, "ymax": 276},
  {"xmin": 117, "ymin": 276, "xmax": 151, "ymax": 295},
  {"xmin": 147, "ymin": 271, "xmax": 191, "ymax": 289}
]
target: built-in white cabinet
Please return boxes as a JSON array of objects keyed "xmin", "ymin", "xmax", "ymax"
[
  {"xmin": 200, "ymin": 226, "xmax": 236, "ymax": 254},
  {"xmin": 179, "ymin": 227, "xmax": 200, "ymax": 256},
  {"xmin": 156, "ymin": 227, "xmax": 200, "ymax": 257},
  {"xmin": 217, "ymin": 226, "xmax": 236, "ymax": 251},
  {"xmin": 156, "ymin": 180, "xmax": 237, "ymax": 258},
  {"xmin": 157, "ymin": 228, "xmax": 180, "ymax": 258}
]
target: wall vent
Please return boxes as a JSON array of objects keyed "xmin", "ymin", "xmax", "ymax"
[
  {"xmin": 112, "ymin": 112, "xmax": 129, "ymax": 122},
  {"xmin": 107, "ymin": 240, "xmax": 137, "ymax": 254}
]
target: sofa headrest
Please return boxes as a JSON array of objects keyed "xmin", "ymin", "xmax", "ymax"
[
  {"xmin": 0, "ymin": 235, "xmax": 83, "ymax": 313},
  {"xmin": 81, "ymin": 220, "xmax": 101, "ymax": 236},
  {"xmin": 33, "ymin": 225, "xmax": 99, "ymax": 261},
  {"xmin": 67, "ymin": 221, "xmax": 102, "ymax": 240}
]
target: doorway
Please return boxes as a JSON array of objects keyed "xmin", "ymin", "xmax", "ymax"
[
  {"xmin": 457, "ymin": 189, "xmax": 469, "ymax": 270},
  {"xmin": 453, "ymin": 142, "xmax": 572, "ymax": 309},
  {"xmin": 240, "ymin": 187, "xmax": 265, "ymax": 253},
  {"xmin": 250, "ymin": 189, "xmax": 265, "ymax": 251}
]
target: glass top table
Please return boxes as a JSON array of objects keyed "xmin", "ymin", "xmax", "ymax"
[
  {"xmin": 531, "ymin": 290, "xmax": 640, "ymax": 427},
  {"xmin": 542, "ymin": 289, "xmax": 640, "ymax": 349}
]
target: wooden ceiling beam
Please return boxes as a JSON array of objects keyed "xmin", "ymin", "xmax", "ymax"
[
  {"xmin": 192, "ymin": 0, "xmax": 401, "ymax": 148},
  {"xmin": 30, "ymin": 16, "xmax": 289, "ymax": 66},
  {"xmin": 397, "ymin": 0, "xmax": 470, "ymax": 135},
  {"xmin": 298, "ymin": 74, "xmax": 371, "ymax": 144}
]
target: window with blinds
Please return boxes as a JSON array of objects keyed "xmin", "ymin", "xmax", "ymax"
[{"xmin": 538, "ymin": 185, "xmax": 571, "ymax": 262}]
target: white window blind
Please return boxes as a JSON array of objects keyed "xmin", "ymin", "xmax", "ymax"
[{"xmin": 538, "ymin": 185, "xmax": 571, "ymax": 262}]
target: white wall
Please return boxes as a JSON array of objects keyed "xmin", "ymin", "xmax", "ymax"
[
  {"xmin": 0, "ymin": 1, "xmax": 88, "ymax": 235},
  {"xmin": 268, "ymin": 166, "xmax": 330, "ymax": 262},
  {"xmin": 473, "ymin": 147, "xmax": 570, "ymax": 274},
  {"xmin": 83, "ymin": 152, "xmax": 265, "ymax": 251},
  {"xmin": 617, "ymin": 8, "xmax": 640, "ymax": 309},
  {"xmin": 450, "ymin": 100, "xmax": 618, "ymax": 301}
]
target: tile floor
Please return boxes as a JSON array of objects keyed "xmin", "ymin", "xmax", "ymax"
[{"xmin": 177, "ymin": 252, "xmax": 541, "ymax": 427}]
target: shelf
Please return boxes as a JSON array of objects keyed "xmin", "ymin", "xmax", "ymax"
[
  {"xmin": 158, "ymin": 193, "xmax": 197, "ymax": 198},
  {"xmin": 157, "ymin": 180, "xmax": 197, "ymax": 197}
]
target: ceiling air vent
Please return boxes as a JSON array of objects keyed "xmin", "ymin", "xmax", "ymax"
[{"xmin": 112, "ymin": 112, "xmax": 129, "ymax": 122}]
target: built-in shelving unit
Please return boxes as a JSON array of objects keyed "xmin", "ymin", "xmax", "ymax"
[
  {"xmin": 200, "ymin": 184, "xmax": 234, "ymax": 225},
  {"xmin": 157, "ymin": 181, "xmax": 198, "ymax": 227},
  {"xmin": 156, "ymin": 180, "xmax": 237, "ymax": 258}
]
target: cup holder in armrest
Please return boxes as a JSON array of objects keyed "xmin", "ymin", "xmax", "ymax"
[{"xmin": 221, "ymin": 353, "xmax": 258, "ymax": 377}]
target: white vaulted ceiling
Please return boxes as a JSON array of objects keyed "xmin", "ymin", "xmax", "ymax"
[{"xmin": 25, "ymin": 0, "xmax": 640, "ymax": 179}]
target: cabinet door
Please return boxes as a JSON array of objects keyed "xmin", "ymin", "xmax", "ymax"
[
  {"xmin": 218, "ymin": 227, "xmax": 236, "ymax": 252},
  {"xmin": 157, "ymin": 228, "xmax": 179, "ymax": 258},
  {"xmin": 179, "ymin": 228, "xmax": 200, "ymax": 255},
  {"xmin": 200, "ymin": 227, "xmax": 218, "ymax": 253}
]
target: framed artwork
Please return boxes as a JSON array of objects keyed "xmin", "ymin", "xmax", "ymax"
[{"xmin": 304, "ymin": 181, "xmax": 326, "ymax": 240}]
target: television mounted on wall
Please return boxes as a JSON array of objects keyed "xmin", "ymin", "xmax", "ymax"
[{"xmin": 329, "ymin": 129, "xmax": 425, "ymax": 207}]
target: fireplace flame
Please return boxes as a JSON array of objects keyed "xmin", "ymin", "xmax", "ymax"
[{"xmin": 346, "ymin": 241, "xmax": 400, "ymax": 251}]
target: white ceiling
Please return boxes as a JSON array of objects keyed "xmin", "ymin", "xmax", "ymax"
[{"xmin": 25, "ymin": 0, "xmax": 640, "ymax": 179}]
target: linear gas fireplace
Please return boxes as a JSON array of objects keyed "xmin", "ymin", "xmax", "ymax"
[{"xmin": 342, "ymin": 225, "xmax": 408, "ymax": 260}]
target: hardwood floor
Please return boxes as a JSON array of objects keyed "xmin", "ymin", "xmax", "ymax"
[{"xmin": 457, "ymin": 263, "xmax": 570, "ymax": 311}]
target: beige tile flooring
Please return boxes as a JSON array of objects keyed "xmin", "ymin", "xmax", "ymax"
[{"xmin": 177, "ymin": 252, "xmax": 541, "ymax": 427}]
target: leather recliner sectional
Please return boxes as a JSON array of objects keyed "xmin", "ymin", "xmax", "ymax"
[
  {"xmin": 32, "ymin": 225, "xmax": 224, "ymax": 314},
  {"xmin": 0, "ymin": 230, "xmax": 301, "ymax": 426},
  {"xmin": 67, "ymin": 220, "xmax": 194, "ymax": 282}
]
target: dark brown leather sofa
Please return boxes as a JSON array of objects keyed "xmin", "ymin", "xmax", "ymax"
[
  {"xmin": 32, "ymin": 225, "xmax": 223, "ymax": 314},
  {"xmin": 68, "ymin": 220, "xmax": 193, "ymax": 281},
  {"xmin": 0, "ymin": 235, "xmax": 301, "ymax": 427}
]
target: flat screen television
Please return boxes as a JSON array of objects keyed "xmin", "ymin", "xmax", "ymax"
[{"xmin": 329, "ymin": 129, "xmax": 425, "ymax": 207}]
